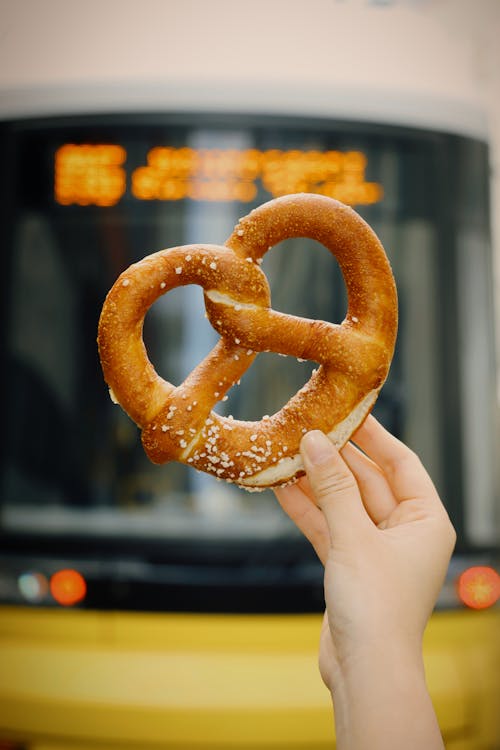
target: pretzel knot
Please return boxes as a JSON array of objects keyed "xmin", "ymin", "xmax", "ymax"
[{"xmin": 97, "ymin": 193, "xmax": 397, "ymax": 490}]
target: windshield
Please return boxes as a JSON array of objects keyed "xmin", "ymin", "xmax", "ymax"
[{"xmin": 0, "ymin": 115, "xmax": 497, "ymax": 611}]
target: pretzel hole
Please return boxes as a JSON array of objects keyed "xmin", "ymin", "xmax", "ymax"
[
  {"xmin": 259, "ymin": 238, "xmax": 347, "ymax": 324},
  {"xmin": 214, "ymin": 350, "xmax": 316, "ymax": 421},
  {"xmin": 143, "ymin": 284, "xmax": 218, "ymax": 385}
]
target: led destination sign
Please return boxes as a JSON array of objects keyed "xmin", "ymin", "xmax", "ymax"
[{"xmin": 54, "ymin": 144, "xmax": 383, "ymax": 207}]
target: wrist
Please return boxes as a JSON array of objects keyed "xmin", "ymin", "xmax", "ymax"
[
  {"xmin": 330, "ymin": 639, "xmax": 443, "ymax": 750},
  {"xmin": 334, "ymin": 634, "xmax": 425, "ymax": 689}
]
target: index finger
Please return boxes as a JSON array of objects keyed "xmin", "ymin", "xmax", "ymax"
[{"xmin": 351, "ymin": 416, "xmax": 441, "ymax": 506}]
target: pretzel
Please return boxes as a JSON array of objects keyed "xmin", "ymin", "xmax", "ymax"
[{"xmin": 97, "ymin": 193, "xmax": 397, "ymax": 490}]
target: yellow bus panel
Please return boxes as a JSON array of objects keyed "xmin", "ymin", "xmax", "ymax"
[{"xmin": 0, "ymin": 606, "xmax": 498, "ymax": 749}]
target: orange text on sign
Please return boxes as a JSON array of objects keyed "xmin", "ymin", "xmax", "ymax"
[
  {"xmin": 54, "ymin": 145, "xmax": 383, "ymax": 206},
  {"xmin": 55, "ymin": 144, "xmax": 127, "ymax": 206},
  {"xmin": 131, "ymin": 147, "xmax": 383, "ymax": 205}
]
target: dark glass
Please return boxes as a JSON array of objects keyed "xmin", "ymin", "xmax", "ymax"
[{"xmin": 0, "ymin": 114, "xmax": 496, "ymax": 612}]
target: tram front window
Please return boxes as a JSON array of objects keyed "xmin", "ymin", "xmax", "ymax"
[{"xmin": 0, "ymin": 115, "xmax": 496, "ymax": 612}]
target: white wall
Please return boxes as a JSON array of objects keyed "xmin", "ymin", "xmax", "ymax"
[
  {"xmin": 0, "ymin": 0, "xmax": 495, "ymax": 128},
  {"xmin": 1, "ymin": 0, "xmax": 499, "ymax": 381}
]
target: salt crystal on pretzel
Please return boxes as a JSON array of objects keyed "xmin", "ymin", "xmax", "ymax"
[{"xmin": 97, "ymin": 193, "xmax": 397, "ymax": 490}]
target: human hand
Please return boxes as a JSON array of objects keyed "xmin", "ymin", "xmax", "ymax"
[{"xmin": 275, "ymin": 415, "xmax": 456, "ymax": 694}]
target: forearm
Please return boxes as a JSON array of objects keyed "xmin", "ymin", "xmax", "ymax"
[{"xmin": 331, "ymin": 641, "xmax": 444, "ymax": 750}]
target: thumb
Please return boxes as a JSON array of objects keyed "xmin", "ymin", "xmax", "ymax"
[{"xmin": 300, "ymin": 431, "xmax": 371, "ymax": 545}]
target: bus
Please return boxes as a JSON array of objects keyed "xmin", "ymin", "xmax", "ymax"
[{"xmin": 0, "ymin": 107, "xmax": 498, "ymax": 749}]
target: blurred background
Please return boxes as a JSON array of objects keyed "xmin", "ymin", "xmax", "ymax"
[{"xmin": 0, "ymin": 1, "xmax": 499, "ymax": 748}]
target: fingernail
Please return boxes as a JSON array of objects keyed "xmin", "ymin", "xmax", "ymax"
[{"xmin": 301, "ymin": 430, "xmax": 335, "ymax": 465}]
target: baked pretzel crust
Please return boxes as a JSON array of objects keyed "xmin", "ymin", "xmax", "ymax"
[{"xmin": 97, "ymin": 194, "xmax": 397, "ymax": 490}]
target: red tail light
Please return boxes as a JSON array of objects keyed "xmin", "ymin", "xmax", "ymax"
[
  {"xmin": 457, "ymin": 566, "xmax": 500, "ymax": 610},
  {"xmin": 50, "ymin": 569, "xmax": 87, "ymax": 606}
]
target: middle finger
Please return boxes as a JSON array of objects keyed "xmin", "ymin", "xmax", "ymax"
[{"xmin": 341, "ymin": 441, "xmax": 397, "ymax": 525}]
